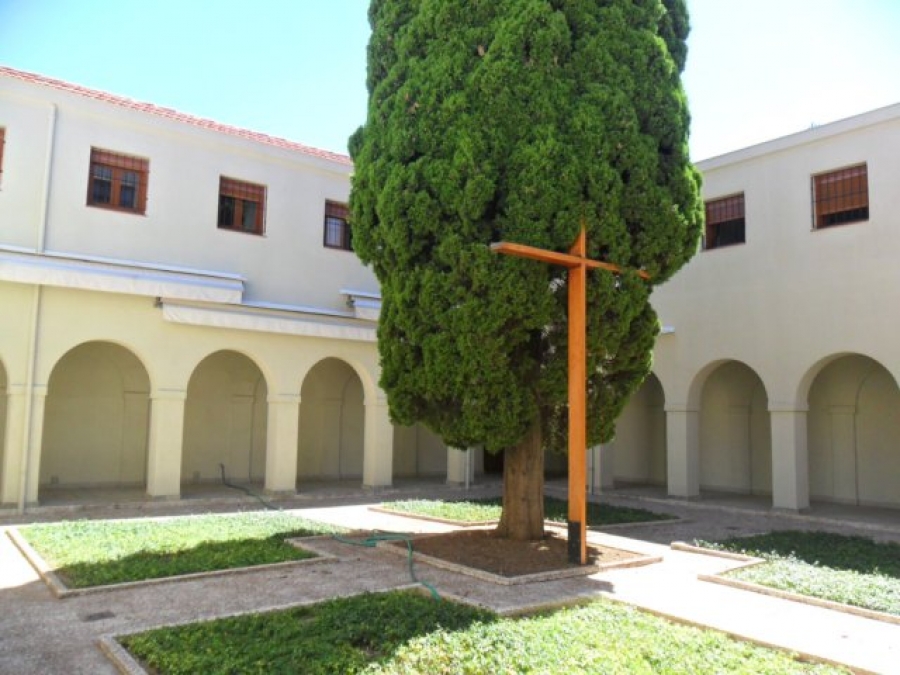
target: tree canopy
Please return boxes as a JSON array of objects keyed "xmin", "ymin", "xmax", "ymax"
[{"xmin": 350, "ymin": 0, "xmax": 702, "ymax": 458}]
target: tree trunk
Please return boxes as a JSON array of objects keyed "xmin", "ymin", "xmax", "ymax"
[{"xmin": 494, "ymin": 423, "xmax": 545, "ymax": 541}]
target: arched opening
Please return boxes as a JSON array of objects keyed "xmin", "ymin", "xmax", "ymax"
[
  {"xmin": 699, "ymin": 361, "xmax": 772, "ymax": 498},
  {"xmin": 298, "ymin": 358, "xmax": 364, "ymax": 483},
  {"xmin": 182, "ymin": 351, "xmax": 267, "ymax": 488},
  {"xmin": 613, "ymin": 373, "xmax": 667, "ymax": 487},
  {"xmin": 807, "ymin": 355, "xmax": 900, "ymax": 508},
  {"xmin": 393, "ymin": 422, "xmax": 447, "ymax": 478},
  {"xmin": 39, "ymin": 342, "xmax": 150, "ymax": 499}
]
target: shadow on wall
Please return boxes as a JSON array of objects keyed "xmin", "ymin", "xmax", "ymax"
[
  {"xmin": 182, "ymin": 350, "xmax": 267, "ymax": 485},
  {"xmin": 298, "ymin": 358, "xmax": 364, "ymax": 482},
  {"xmin": 39, "ymin": 341, "xmax": 150, "ymax": 493},
  {"xmin": 808, "ymin": 354, "xmax": 900, "ymax": 508}
]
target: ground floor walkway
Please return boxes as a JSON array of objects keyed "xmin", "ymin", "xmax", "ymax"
[{"xmin": 1, "ymin": 482, "xmax": 898, "ymax": 674}]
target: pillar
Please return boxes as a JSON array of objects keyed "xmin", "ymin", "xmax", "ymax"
[
  {"xmin": 446, "ymin": 446, "xmax": 476, "ymax": 486},
  {"xmin": 363, "ymin": 397, "xmax": 393, "ymax": 490},
  {"xmin": 666, "ymin": 406, "xmax": 700, "ymax": 498},
  {"xmin": 264, "ymin": 394, "xmax": 300, "ymax": 494},
  {"xmin": 146, "ymin": 389, "xmax": 186, "ymax": 499},
  {"xmin": 770, "ymin": 405, "xmax": 810, "ymax": 511},
  {"xmin": 20, "ymin": 385, "xmax": 48, "ymax": 506},
  {"xmin": 1, "ymin": 384, "xmax": 27, "ymax": 505},
  {"xmin": 588, "ymin": 444, "xmax": 615, "ymax": 494}
]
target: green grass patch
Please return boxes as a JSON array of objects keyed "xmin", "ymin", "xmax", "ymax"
[
  {"xmin": 381, "ymin": 495, "xmax": 672, "ymax": 526},
  {"xmin": 19, "ymin": 511, "xmax": 342, "ymax": 588},
  {"xmin": 120, "ymin": 590, "xmax": 847, "ymax": 674},
  {"xmin": 697, "ymin": 530, "xmax": 900, "ymax": 616}
]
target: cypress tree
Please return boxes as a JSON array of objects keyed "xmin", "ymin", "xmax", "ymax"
[{"xmin": 350, "ymin": 0, "xmax": 702, "ymax": 540}]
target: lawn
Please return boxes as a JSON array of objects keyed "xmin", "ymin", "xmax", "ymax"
[
  {"xmin": 18, "ymin": 511, "xmax": 342, "ymax": 588},
  {"xmin": 697, "ymin": 530, "xmax": 900, "ymax": 616},
  {"xmin": 380, "ymin": 495, "xmax": 672, "ymax": 526},
  {"xmin": 120, "ymin": 589, "xmax": 848, "ymax": 674}
]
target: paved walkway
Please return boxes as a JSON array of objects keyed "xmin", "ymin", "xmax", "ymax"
[{"xmin": 1, "ymin": 483, "xmax": 899, "ymax": 674}]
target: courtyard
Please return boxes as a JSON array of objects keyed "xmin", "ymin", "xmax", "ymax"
[{"xmin": 2, "ymin": 480, "xmax": 899, "ymax": 673}]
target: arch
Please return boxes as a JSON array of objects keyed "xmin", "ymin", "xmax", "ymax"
[
  {"xmin": 39, "ymin": 341, "xmax": 150, "ymax": 493},
  {"xmin": 613, "ymin": 372, "xmax": 667, "ymax": 486},
  {"xmin": 698, "ymin": 360, "xmax": 772, "ymax": 497},
  {"xmin": 298, "ymin": 357, "xmax": 365, "ymax": 482},
  {"xmin": 807, "ymin": 354, "xmax": 900, "ymax": 508},
  {"xmin": 182, "ymin": 350, "xmax": 268, "ymax": 485}
]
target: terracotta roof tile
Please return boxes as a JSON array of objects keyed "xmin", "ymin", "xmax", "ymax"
[{"xmin": 0, "ymin": 65, "xmax": 352, "ymax": 166}]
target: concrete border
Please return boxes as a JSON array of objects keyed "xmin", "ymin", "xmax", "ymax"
[
  {"xmin": 98, "ymin": 583, "xmax": 426, "ymax": 675},
  {"xmin": 369, "ymin": 504, "xmax": 684, "ymax": 530},
  {"xmin": 6, "ymin": 528, "xmax": 338, "ymax": 599},
  {"xmin": 97, "ymin": 579, "xmax": 866, "ymax": 675},
  {"xmin": 600, "ymin": 596, "xmax": 881, "ymax": 675},
  {"xmin": 379, "ymin": 533, "xmax": 661, "ymax": 586},
  {"xmin": 672, "ymin": 541, "xmax": 900, "ymax": 627}
]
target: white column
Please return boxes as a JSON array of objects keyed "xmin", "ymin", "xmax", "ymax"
[
  {"xmin": 446, "ymin": 446, "xmax": 476, "ymax": 486},
  {"xmin": 666, "ymin": 406, "xmax": 700, "ymax": 498},
  {"xmin": 18, "ymin": 385, "xmax": 49, "ymax": 506},
  {"xmin": 146, "ymin": 389, "xmax": 186, "ymax": 499},
  {"xmin": 264, "ymin": 394, "xmax": 300, "ymax": 494},
  {"xmin": 363, "ymin": 398, "xmax": 393, "ymax": 489},
  {"xmin": 770, "ymin": 405, "xmax": 810, "ymax": 511},
  {"xmin": 588, "ymin": 444, "xmax": 615, "ymax": 493},
  {"xmin": 1, "ymin": 384, "xmax": 27, "ymax": 506}
]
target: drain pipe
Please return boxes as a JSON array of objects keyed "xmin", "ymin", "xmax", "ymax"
[
  {"xmin": 17, "ymin": 103, "xmax": 57, "ymax": 514},
  {"xmin": 588, "ymin": 445, "xmax": 595, "ymax": 496}
]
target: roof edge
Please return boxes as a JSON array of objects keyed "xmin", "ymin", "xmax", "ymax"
[
  {"xmin": 697, "ymin": 102, "xmax": 900, "ymax": 171},
  {"xmin": 0, "ymin": 65, "xmax": 353, "ymax": 167}
]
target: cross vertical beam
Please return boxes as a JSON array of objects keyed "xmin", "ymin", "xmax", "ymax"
[{"xmin": 567, "ymin": 228, "xmax": 588, "ymax": 565}]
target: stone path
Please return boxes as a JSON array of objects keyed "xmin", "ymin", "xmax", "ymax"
[{"xmin": 2, "ymin": 488, "xmax": 899, "ymax": 674}]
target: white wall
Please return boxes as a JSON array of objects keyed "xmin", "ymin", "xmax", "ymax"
[
  {"xmin": 182, "ymin": 350, "xmax": 267, "ymax": 484},
  {"xmin": 40, "ymin": 341, "xmax": 150, "ymax": 487},
  {"xmin": 653, "ymin": 106, "xmax": 900, "ymax": 407},
  {"xmin": 613, "ymin": 374, "xmax": 666, "ymax": 485},
  {"xmin": 0, "ymin": 71, "xmax": 379, "ymax": 313}
]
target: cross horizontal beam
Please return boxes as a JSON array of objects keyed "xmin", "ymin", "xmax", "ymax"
[{"xmin": 490, "ymin": 241, "xmax": 650, "ymax": 279}]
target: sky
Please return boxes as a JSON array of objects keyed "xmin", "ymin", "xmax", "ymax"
[{"xmin": 1, "ymin": 0, "xmax": 899, "ymax": 162}]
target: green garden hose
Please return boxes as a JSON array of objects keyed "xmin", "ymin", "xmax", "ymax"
[
  {"xmin": 218, "ymin": 463, "xmax": 280, "ymax": 511},
  {"xmin": 332, "ymin": 531, "xmax": 441, "ymax": 601},
  {"xmin": 216, "ymin": 465, "xmax": 437, "ymax": 599}
]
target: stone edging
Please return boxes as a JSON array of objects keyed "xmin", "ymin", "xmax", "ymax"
[
  {"xmin": 369, "ymin": 504, "xmax": 684, "ymax": 530},
  {"xmin": 379, "ymin": 533, "xmax": 661, "ymax": 586},
  {"xmin": 97, "ymin": 583, "xmax": 428, "ymax": 675},
  {"xmin": 5, "ymin": 528, "xmax": 338, "ymax": 599},
  {"xmin": 671, "ymin": 541, "xmax": 900, "ymax": 627},
  {"xmin": 367, "ymin": 504, "xmax": 498, "ymax": 527}
]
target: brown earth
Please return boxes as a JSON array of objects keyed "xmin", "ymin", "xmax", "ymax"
[{"xmin": 404, "ymin": 528, "xmax": 638, "ymax": 577}]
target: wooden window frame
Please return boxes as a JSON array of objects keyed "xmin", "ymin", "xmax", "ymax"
[
  {"xmin": 812, "ymin": 163, "xmax": 869, "ymax": 229},
  {"xmin": 323, "ymin": 200, "xmax": 352, "ymax": 251},
  {"xmin": 86, "ymin": 148, "xmax": 149, "ymax": 214},
  {"xmin": 218, "ymin": 176, "xmax": 266, "ymax": 235},
  {"xmin": 704, "ymin": 192, "xmax": 745, "ymax": 250}
]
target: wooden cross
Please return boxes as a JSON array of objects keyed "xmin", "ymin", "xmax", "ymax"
[{"xmin": 491, "ymin": 223, "xmax": 649, "ymax": 564}]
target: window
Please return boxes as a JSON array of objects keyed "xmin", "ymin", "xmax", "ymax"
[
  {"xmin": 323, "ymin": 200, "xmax": 351, "ymax": 250},
  {"xmin": 218, "ymin": 177, "xmax": 265, "ymax": 235},
  {"xmin": 87, "ymin": 148, "xmax": 149, "ymax": 213},
  {"xmin": 704, "ymin": 193, "xmax": 745, "ymax": 250},
  {"xmin": 812, "ymin": 164, "xmax": 868, "ymax": 229}
]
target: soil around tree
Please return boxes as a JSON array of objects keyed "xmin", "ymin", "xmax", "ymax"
[{"xmin": 406, "ymin": 529, "xmax": 638, "ymax": 577}]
